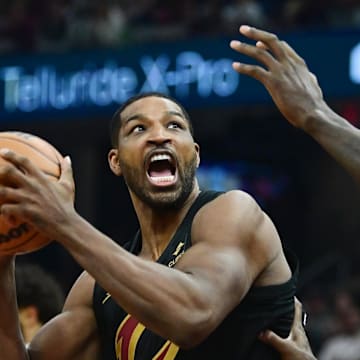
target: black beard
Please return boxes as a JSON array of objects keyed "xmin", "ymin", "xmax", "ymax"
[{"xmin": 120, "ymin": 153, "xmax": 197, "ymax": 211}]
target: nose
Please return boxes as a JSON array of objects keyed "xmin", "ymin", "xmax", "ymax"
[{"xmin": 147, "ymin": 125, "xmax": 171, "ymax": 146}]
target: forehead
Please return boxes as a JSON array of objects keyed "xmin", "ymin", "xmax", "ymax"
[{"xmin": 121, "ymin": 96, "xmax": 184, "ymax": 121}]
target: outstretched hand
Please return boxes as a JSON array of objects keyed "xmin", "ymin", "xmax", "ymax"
[
  {"xmin": 230, "ymin": 25, "xmax": 326, "ymax": 130},
  {"xmin": 259, "ymin": 298, "xmax": 316, "ymax": 360}
]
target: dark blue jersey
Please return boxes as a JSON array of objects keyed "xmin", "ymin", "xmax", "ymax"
[{"xmin": 93, "ymin": 190, "xmax": 298, "ymax": 359}]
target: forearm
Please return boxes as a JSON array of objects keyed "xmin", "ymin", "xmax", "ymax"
[
  {"xmin": 56, "ymin": 214, "xmax": 215, "ymax": 347},
  {"xmin": 304, "ymin": 103, "xmax": 360, "ymax": 184},
  {"xmin": 0, "ymin": 256, "xmax": 29, "ymax": 360}
]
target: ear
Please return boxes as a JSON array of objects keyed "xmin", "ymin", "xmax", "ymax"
[
  {"xmin": 194, "ymin": 143, "xmax": 200, "ymax": 168},
  {"xmin": 108, "ymin": 149, "xmax": 122, "ymax": 176}
]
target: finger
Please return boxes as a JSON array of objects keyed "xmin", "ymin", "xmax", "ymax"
[
  {"xmin": 0, "ymin": 148, "xmax": 42, "ymax": 178},
  {"xmin": 239, "ymin": 25, "xmax": 285, "ymax": 61},
  {"xmin": 59, "ymin": 156, "xmax": 73, "ymax": 180},
  {"xmin": 0, "ymin": 208, "xmax": 18, "ymax": 227},
  {"xmin": 258, "ymin": 330, "xmax": 287, "ymax": 351},
  {"xmin": 256, "ymin": 41, "xmax": 269, "ymax": 50},
  {"xmin": 230, "ymin": 40, "xmax": 277, "ymax": 70},
  {"xmin": 59, "ymin": 156, "xmax": 75, "ymax": 197},
  {"xmin": 232, "ymin": 61, "xmax": 269, "ymax": 83},
  {"xmin": 0, "ymin": 203, "xmax": 22, "ymax": 220},
  {"xmin": 0, "ymin": 186, "xmax": 23, "ymax": 204},
  {"xmin": 0, "ymin": 159, "xmax": 28, "ymax": 187},
  {"xmin": 281, "ymin": 41, "xmax": 306, "ymax": 64},
  {"xmin": 294, "ymin": 297, "xmax": 304, "ymax": 325}
]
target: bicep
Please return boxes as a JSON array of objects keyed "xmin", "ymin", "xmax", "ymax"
[
  {"xmin": 176, "ymin": 240, "xmax": 252, "ymax": 308},
  {"xmin": 176, "ymin": 191, "xmax": 280, "ymax": 317},
  {"xmin": 28, "ymin": 272, "xmax": 100, "ymax": 360}
]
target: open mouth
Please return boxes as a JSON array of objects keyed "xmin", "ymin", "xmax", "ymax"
[{"xmin": 146, "ymin": 153, "xmax": 177, "ymax": 187}]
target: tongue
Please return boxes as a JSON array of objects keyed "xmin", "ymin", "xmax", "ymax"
[
  {"xmin": 148, "ymin": 160, "xmax": 173, "ymax": 178},
  {"xmin": 149, "ymin": 168, "xmax": 172, "ymax": 178}
]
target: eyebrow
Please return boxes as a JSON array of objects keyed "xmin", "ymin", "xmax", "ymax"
[{"xmin": 123, "ymin": 111, "xmax": 186, "ymax": 125}]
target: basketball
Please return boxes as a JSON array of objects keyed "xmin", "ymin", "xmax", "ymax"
[{"xmin": 0, "ymin": 131, "xmax": 64, "ymax": 255}]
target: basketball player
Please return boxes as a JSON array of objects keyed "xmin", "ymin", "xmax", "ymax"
[
  {"xmin": 230, "ymin": 25, "xmax": 360, "ymax": 359},
  {"xmin": 0, "ymin": 23, "xmax": 354, "ymax": 360},
  {"xmin": 0, "ymin": 90, "xmax": 297, "ymax": 359},
  {"xmin": 230, "ymin": 25, "xmax": 360, "ymax": 186},
  {"xmin": 15, "ymin": 262, "xmax": 65, "ymax": 344}
]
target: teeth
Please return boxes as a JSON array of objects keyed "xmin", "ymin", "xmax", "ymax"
[
  {"xmin": 150, "ymin": 175, "xmax": 175, "ymax": 183},
  {"xmin": 150, "ymin": 154, "xmax": 171, "ymax": 162}
]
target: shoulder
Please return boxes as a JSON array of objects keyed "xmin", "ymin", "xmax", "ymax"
[
  {"xmin": 193, "ymin": 190, "xmax": 264, "ymax": 235},
  {"xmin": 192, "ymin": 189, "xmax": 282, "ymax": 264},
  {"xmin": 202, "ymin": 189, "xmax": 261, "ymax": 215}
]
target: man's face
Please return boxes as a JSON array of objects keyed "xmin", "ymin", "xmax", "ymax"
[{"xmin": 109, "ymin": 96, "xmax": 200, "ymax": 209}]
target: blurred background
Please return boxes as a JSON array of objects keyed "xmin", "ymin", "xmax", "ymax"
[{"xmin": 1, "ymin": 0, "xmax": 360, "ymax": 356}]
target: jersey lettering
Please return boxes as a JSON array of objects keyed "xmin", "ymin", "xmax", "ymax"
[
  {"xmin": 153, "ymin": 340, "xmax": 179, "ymax": 360},
  {"xmin": 115, "ymin": 315, "xmax": 179, "ymax": 360}
]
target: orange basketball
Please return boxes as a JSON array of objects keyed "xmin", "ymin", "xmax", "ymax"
[{"xmin": 0, "ymin": 131, "xmax": 64, "ymax": 255}]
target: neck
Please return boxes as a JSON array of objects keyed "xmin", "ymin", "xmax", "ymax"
[{"xmin": 131, "ymin": 186, "xmax": 200, "ymax": 261}]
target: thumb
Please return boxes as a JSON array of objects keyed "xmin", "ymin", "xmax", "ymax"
[
  {"xmin": 259, "ymin": 330, "xmax": 288, "ymax": 351},
  {"xmin": 59, "ymin": 156, "xmax": 75, "ymax": 197},
  {"xmin": 60, "ymin": 156, "xmax": 73, "ymax": 180}
]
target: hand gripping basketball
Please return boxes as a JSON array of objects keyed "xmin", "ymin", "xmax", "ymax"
[{"xmin": 0, "ymin": 131, "xmax": 73, "ymax": 255}]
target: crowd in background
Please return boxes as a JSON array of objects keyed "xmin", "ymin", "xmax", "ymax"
[
  {"xmin": 302, "ymin": 286, "xmax": 360, "ymax": 359},
  {"xmin": 0, "ymin": 0, "xmax": 360, "ymax": 54},
  {"xmin": 2, "ymin": 1, "xmax": 360, "ymax": 358}
]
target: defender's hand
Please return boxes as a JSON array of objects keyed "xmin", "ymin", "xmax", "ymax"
[
  {"xmin": 259, "ymin": 298, "xmax": 316, "ymax": 360},
  {"xmin": 230, "ymin": 25, "xmax": 326, "ymax": 130}
]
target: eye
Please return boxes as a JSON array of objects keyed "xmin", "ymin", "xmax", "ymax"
[
  {"xmin": 168, "ymin": 121, "xmax": 183, "ymax": 130},
  {"xmin": 131, "ymin": 124, "xmax": 145, "ymax": 133}
]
